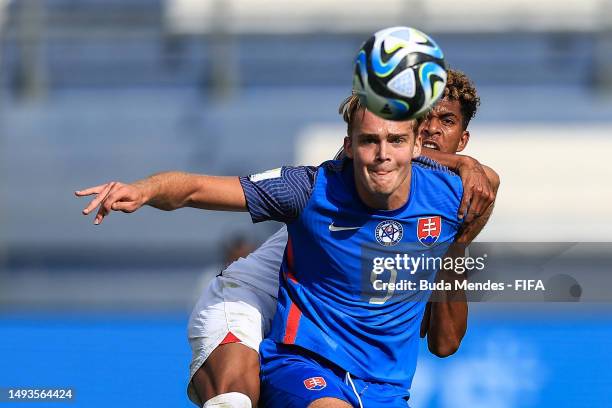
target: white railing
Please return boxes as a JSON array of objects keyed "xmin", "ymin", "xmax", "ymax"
[{"xmin": 165, "ymin": 0, "xmax": 609, "ymax": 34}]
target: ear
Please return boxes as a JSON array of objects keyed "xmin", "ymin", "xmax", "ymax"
[
  {"xmin": 343, "ymin": 136, "xmax": 353, "ymax": 159},
  {"xmin": 412, "ymin": 132, "xmax": 422, "ymax": 158},
  {"xmin": 456, "ymin": 130, "xmax": 470, "ymax": 152}
]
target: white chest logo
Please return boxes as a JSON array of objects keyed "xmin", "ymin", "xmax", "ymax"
[
  {"xmin": 329, "ymin": 222, "xmax": 361, "ymax": 232},
  {"xmin": 375, "ymin": 220, "xmax": 403, "ymax": 246}
]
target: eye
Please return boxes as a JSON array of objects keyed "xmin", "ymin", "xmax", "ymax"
[
  {"xmin": 389, "ymin": 136, "xmax": 406, "ymax": 144},
  {"xmin": 442, "ymin": 117, "xmax": 456, "ymax": 125},
  {"xmin": 360, "ymin": 136, "xmax": 378, "ymax": 145}
]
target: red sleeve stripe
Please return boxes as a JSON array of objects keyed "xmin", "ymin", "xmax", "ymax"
[
  {"xmin": 283, "ymin": 301, "xmax": 302, "ymax": 344},
  {"xmin": 285, "ymin": 236, "xmax": 298, "ymax": 283}
]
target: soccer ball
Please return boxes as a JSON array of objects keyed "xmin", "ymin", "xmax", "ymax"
[{"xmin": 353, "ymin": 26, "xmax": 447, "ymax": 121}]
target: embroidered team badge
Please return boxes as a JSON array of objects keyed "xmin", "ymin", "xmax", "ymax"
[
  {"xmin": 303, "ymin": 376, "xmax": 327, "ymax": 391},
  {"xmin": 375, "ymin": 220, "xmax": 403, "ymax": 246},
  {"xmin": 417, "ymin": 216, "xmax": 441, "ymax": 247}
]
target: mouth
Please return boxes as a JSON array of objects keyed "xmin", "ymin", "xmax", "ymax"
[
  {"xmin": 370, "ymin": 168, "xmax": 393, "ymax": 175},
  {"xmin": 368, "ymin": 168, "xmax": 396, "ymax": 185},
  {"xmin": 369, "ymin": 169, "xmax": 392, "ymax": 179},
  {"xmin": 422, "ymin": 141, "xmax": 440, "ymax": 151}
]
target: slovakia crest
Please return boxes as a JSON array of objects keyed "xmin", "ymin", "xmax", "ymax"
[
  {"xmin": 303, "ymin": 376, "xmax": 327, "ymax": 391},
  {"xmin": 417, "ymin": 216, "xmax": 441, "ymax": 247},
  {"xmin": 375, "ymin": 220, "xmax": 403, "ymax": 246}
]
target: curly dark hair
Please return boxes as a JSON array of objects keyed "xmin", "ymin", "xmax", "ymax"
[{"xmin": 444, "ymin": 68, "xmax": 480, "ymax": 130}]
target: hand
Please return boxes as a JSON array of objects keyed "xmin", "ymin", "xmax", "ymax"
[
  {"xmin": 456, "ymin": 157, "xmax": 496, "ymax": 223},
  {"xmin": 75, "ymin": 181, "xmax": 148, "ymax": 225}
]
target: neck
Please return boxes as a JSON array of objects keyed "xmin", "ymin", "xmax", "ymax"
[{"xmin": 354, "ymin": 166, "xmax": 412, "ymax": 211}]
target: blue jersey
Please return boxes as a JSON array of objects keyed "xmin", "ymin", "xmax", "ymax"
[{"xmin": 239, "ymin": 157, "xmax": 463, "ymax": 390}]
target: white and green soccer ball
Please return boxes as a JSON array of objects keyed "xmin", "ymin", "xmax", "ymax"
[{"xmin": 353, "ymin": 26, "xmax": 447, "ymax": 121}]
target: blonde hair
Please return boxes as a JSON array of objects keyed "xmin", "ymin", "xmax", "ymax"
[{"xmin": 338, "ymin": 93, "xmax": 422, "ymax": 137}]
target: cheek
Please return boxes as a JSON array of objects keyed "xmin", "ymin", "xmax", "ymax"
[
  {"xmin": 442, "ymin": 129, "xmax": 463, "ymax": 150},
  {"xmin": 394, "ymin": 149, "xmax": 414, "ymax": 168},
  {"xmin": 355, "ymin": 145, "xmax": 375, "ymax": 162}
]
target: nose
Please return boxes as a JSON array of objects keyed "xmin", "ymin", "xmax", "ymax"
[
  {"xmin": 421, "ymin": 116, "xmax": 441, "ymax": 138},
  {"xmin": 377, "ymin": 140, "xmax": 390, "ymax": 161}
]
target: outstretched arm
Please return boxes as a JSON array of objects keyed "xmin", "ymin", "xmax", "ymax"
[{"xmin": 75, "ymin": 172, "xmax": 246, "ymax": 225}]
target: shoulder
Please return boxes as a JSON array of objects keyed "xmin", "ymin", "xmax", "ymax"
[
  {"xmin": 316, "ymin": 159, "xmax": 345, "ymax": 174},
  {"xmin": 241, "ymin": 165, "xmax": 321, "ymax": 195},
  {"xmin": 281, "ymin": 166, "xmax": 319, "ymax": 184},
  {"xmin": 413, "ymin": 156, "xmax": 462, "ymax": 194},
  {"xmin": 292, "ymin": 159, "xmax": 348, "ymax": 190},
  {"xmin": 411, "ymin": 157, "xmax": 463, "ymax": 223},
  {"xmin": 239, "ymin": 165, "xmax": 325, "ymax": 224},
  {"xmin": 412, "ymin": 156, "xmax": 459, "ymax": 177}
]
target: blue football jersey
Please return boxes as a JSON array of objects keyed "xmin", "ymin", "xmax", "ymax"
[{"xmin": 239, "ymin": 157, "xmax": 463, "ymax": 390}]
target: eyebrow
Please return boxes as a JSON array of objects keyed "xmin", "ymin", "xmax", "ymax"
[{"xmin": 356, "ymin": 133, "xmax": 411, "ymax": 138}]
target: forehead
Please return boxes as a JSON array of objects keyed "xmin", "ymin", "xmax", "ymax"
[
  {"xmin": 429, "ymin": 98, "xmax": 463, "ymax": 119},
  {"xmin": 352, "ymin": 108, "xmax": 414, "ymax": 136}
]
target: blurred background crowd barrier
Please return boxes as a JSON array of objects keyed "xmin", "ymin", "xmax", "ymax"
[{"xmin": 0, "ymin": 1, "xmax": 611, "ymax": 407}]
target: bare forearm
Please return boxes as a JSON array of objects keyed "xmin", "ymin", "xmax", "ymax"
[
  {"xmin": 421, "ymin": 148, "xmax": 501, "ymax": 192},
  {"xmin": 424, "ymin": 201, "xmax": 497, "ymax": 354},
  {"xmin": 427, "ymin": 300, "xmax": 467, "ymax": 357},
  {"xmin": 138, "ymin": 172, "xmax": 247, "ymax": 211},
  {"xmin": 423, "ymin": 245, "xmax": 468, "ymax": 357},
  {"xmin": 421, "ymin": 148, "xmax": 468, "ymax": 172},
  {"xmin": 77, "ymin": 171, "xmax": 248, "ymax": 225}
]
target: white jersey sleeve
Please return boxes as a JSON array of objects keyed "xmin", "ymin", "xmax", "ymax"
[{"xmin": 221, "ymin": 225, "xmax": 287, "ymax": 298}]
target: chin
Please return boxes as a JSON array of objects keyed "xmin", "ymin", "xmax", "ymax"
[{"xmin": 368, "ymin": 183, "xmax": 395, "ymax": 196}]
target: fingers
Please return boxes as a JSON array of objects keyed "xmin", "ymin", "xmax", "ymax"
[
  {"xmin": 462, "ymin": 184, "xmax": 495, "ymax": 223},
  {"xmin": 94, "ymin": 202, "xmax": 109, "ymax": 225},
  {"xmin": 457, "ymin": 159, "xmax": 498, "ymax": 224},
  {"xmin": 81, "ymin": 182, "xmax": 115, "ymax": 215},
  {"xmin": 463, "ymin": 202, "xmax": 481, "ymax": 224},
  {"xmin": 457, "ymin": 187, "xmax": 472, "ymax": 221},
  {"xmin": 74, "ymin": 184, "xmax": 108, "ymax": 197},
  {"xmin": 464, "ymin": 184, "xmax": 484, "ymax": 223},
  {"xmin": 77, "ymin": 181, "xmax": 144, "ymax": 225},
  {"xmin": 458, "ymin": 164, "xmax": 497, "ymax": 223},
  {"xmin": 471, "ymin": 182, "xmax": 495, "ymax": 218},
  {"xmin": 111, "ymin": 200, "xmax": 140, "ymax": 213},
  {"xmin": 94, "ymin": 184, "xmax": 141, "ymax": 224}
]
